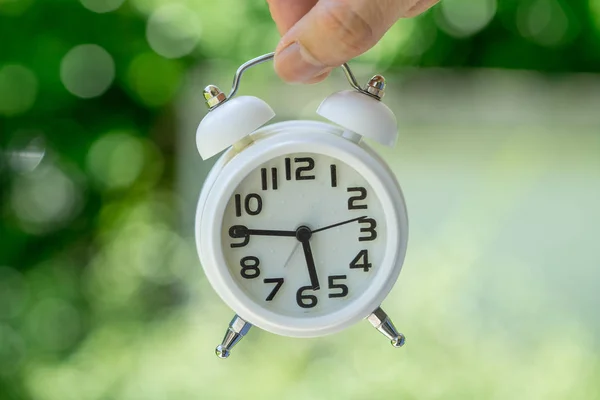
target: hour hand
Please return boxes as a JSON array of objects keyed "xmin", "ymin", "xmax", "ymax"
[
  {"xmin": 296, "ymin": 226, "xmax": 320, "ymax": 290},
  {"xmin": 229, "ymin": 225, "xmax": 296, "ymax": 238}
]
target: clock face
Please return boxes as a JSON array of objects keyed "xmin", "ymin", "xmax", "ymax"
[{"xmin": 221, "ymin": 152, "xmax": 387, "ymax": 318}]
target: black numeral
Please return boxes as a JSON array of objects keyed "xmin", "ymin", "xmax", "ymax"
[
  {"xmin": 296, "ymin": 285, "xmax": 318, "ymax": 308},
  {"xmin": 261, "ymin": 168, "xmax": 267, "ymax": 190},
  {"xmin": 347, "ymin": 187, "xmax": 367, "ymax": 210},
  {"xmin": 229, "ymin": 225, "xmax": 250, "ymax": 248},
  {"xmin": 271, "ymin": 167, "xmax": 278, "ymax": 190},
  {"xmin": 295, "ymin": 157, "xmax": 315, "ymax": 180},
  {"xmin": 263, "ymin": 278, "xmax": 284, "ymax": 301},
  {"xmin": 328, "ymin": 275, "xmax": 348, "ymax": 298},
  {"xmin": 349, "ymin": 250, "xmax": 372, "ymax": 271},
  {"xmin": 245, "ymin": 194, "xmax": 262, "ymax": 215},
  {"xmin": 234, "ymin": 194, "xmax": 242, "ymax": 217},
  {"xmin": 234, "ymin": 193, "xmax": 263, "ymax": 216},
  {"xmin": 240, "ymin": 256, "xmax": 260, "ymax": 279},
  {"xmin": 330, "ymin": 164, "xmax": 337, "ymax": 187},
  {"xmin": 285, "ymin": 157, "xmax": 292, "ymax": 180},
  {"xmin": 359, "ymin": 218, "xmax": 377, "ymax": 241},
  {"xmin": 260, "ymin": 168, "xmax": 278, "ymax": 190},
  {"xmin": 284, "ymin": 157, "xmax": 316, "ymax": 181}
]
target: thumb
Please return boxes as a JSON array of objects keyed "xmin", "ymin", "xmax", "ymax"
[{"xmin": 274, "ymin": 0, "xmax": 436, "ymax": 83}]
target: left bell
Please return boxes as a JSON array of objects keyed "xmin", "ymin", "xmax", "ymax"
[{"xmin": 196, "ymin": 85, "xmax": 275, "ymax": 160}]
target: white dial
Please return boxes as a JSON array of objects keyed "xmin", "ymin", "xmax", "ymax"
[{"xmin": 221, "ymin": 152, "xmax": 387, "ymax": 318}]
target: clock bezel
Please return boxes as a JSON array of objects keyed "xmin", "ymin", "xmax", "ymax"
[{"xmin": 196, "ymin": 121, "xmax": 408, "ymax": 338}]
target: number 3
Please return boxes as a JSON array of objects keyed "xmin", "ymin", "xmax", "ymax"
[{"xmin": 359, "ymin": 218, "xmax": 377, "ymax": 241}]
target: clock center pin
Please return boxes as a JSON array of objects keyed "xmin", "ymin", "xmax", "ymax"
[{"xmin": 295, "ymin": 225, "xmax": 312, "ymax": 242}]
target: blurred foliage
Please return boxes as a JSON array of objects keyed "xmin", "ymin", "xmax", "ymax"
[{"xmin": 1, "ymin": 0, "xmax": 600, "ymax": 399}]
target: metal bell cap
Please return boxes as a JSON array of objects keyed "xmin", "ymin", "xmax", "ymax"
[
  {"xmin": 196, "ymin": 92, "xmax": 275, "ymax": 160},
  {"xmin": 317, "ymin": 89, "xmax": 398, "ymax": 147},
  {"xmin": 365, "ymin": 75, "xmax": 386, "ymax": 99},
  {"xmin": 203, "ymin": 85, "xmax": 227, "ymax": 108}
]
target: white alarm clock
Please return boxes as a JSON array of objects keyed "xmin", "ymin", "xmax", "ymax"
[{"xmin": 195, "ymin": 53, "xmax": 409, "ymax": 359}]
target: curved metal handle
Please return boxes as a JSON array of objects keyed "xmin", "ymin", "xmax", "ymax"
[{"xmin": 215, "ymin": 52, "xmax": 378, "ymax": 110}]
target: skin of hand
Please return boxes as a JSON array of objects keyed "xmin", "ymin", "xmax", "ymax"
[{"xmin": 267, "ymin": 0, "xmax": 440, "ymax": 83}]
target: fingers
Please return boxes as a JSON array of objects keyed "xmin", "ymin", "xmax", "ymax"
[
  {"xmin": 274, "ymin": 0, "xmax": 440, "ymax": 83},
  {"xmin": 404, "ymin": 0, "xmax": 439, "ymax": 17},
  {"xmin": 274, "ymin": 0, "xmax": 403, "ymax": 83},
  {"xmin": 267, "ymin": 0, "xmax": 319, "ymax": 35}
]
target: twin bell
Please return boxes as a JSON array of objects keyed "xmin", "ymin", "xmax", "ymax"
[{"xmin": 195, "ymin": 72, "xmax": 398, "ymax": 160}]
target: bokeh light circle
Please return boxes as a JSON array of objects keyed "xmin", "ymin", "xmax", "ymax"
[
  {"xmin": 127, "ymin": 52, "xmax": 182, "ymax": 106},
  {"xmin": 0, "ymin": 267, "xmax": 27, "ymax": 320},
  {"xmin": 0, "ymin": 324, "xmax": 25, "ymax": 375},
  {"xmin": 146, "ymin": 4, "xmax": 202, "ymax": 59},
  {"xmin": 517, "ymin": 0, "xmax": 573, "ymax": 47},
  {"xmin": 87, "ymin": 132, "xmax": 145, "ymax": 189},
  {"xmin": 7, "ymin": 132, "xmax": 46, "ymax": 173},
  {"xmin": 0, "ymin": 64, "xmax": 38, "ymax": 116},
  {"xmin": 26, "ymin": 298, "xmax": 81, "ymax": 351},
  {"xmin": 590, "ymin": 0, "xmax": 600, "ymax": 30},
  {"xmin": 0, "ymin": 0, "xmax": 34, "ymax": 16},
  {"xmin": 10, "ymin": 164, "xmax": 81, "ymax": 233},
  {"xmin": 60, "ymin": 44, "xmax": 115, "ymax": 99},
  {"xmin": 438, "ymin": 0, "xmax": 497, "ymax": 38},
  {"xmin": 79, "ymin": 0, "xmax": 125, "ymax": 13}
]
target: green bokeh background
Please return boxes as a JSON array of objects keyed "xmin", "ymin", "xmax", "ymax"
[{"xmin": 1, "ymin": 0, "xmax": 600, "ymax": 399}]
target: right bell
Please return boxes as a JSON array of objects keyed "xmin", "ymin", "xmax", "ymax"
[{"xmin": 316, "ymin": 75, "xmax": 398, "ymax": 147}]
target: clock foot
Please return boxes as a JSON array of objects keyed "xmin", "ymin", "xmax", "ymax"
[
  {"xmin": 215, "ymin": 315, "xmax": 252, "ymax": 359},
  {"xmin": 367, "ymin": 307, "xmax": 405, "ymax": 348}
]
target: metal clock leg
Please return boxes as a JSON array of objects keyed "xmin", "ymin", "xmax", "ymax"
[
  {"xmin": 367, "ymin": 307, "xmax": 405, "ymax": 348},
  {"xmin": 215, "ymin": 315, "xmax": 252, "ymax": 359}
]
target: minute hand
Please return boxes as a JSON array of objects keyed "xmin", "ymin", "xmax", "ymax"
[
  {"xmin": 312, "ymin": 216, "xmax": 368, "ymax": 234},
  {"xmin": 300, "ymin": 239, "xmax": 320, "ymax": 290}
]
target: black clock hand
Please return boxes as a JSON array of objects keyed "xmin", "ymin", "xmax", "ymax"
[
  {"xmin": 296, "ymin": 226, "xmax": 320, "ymax": 290},
  {"xmin": 231, "ymin": 215, "xmax": 368, "ymax": 238},
  {"xmin": 230, "ymin": 225, "xmax": 296, "ymax": 238},
  {"xmin": 300, "ymin": 239, "xmax": 320, "ymax": 290},
  {"xmin": 312, "ymin": 216, "xmax": 368, "ymax": 234}
]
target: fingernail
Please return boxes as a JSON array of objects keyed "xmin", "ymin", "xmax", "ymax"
[
  {"xmin": 275, "ymin": 42, "xmax": 328, "ymax": 83},
  {"xmin": 305, "ymin": 69, "xmax": 332, "ymax": 84}
]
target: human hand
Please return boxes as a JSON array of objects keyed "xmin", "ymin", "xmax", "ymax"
[{"xmin": 267, "ymin": 0, "xmax": 439, "ymax": 83}]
